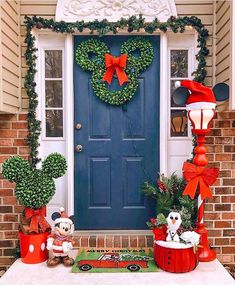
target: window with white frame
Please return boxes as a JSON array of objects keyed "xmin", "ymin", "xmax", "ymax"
[
  {"xmin": 44, "ymin": 50, "xmax": 64, "ymax": 138},
  {"xmin": 169, "ymin": 49, "xmax": 189, "ymax": 137}
]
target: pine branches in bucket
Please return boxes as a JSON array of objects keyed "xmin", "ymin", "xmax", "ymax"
[{"xmin": 142, "ymin": 173, "xmax": 197, "ymax": 229}]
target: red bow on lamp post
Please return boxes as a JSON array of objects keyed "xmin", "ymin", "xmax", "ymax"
[
  {"xmin": 25, "ymin": 206, "xmax": 51, "ymax": 233},
  {"xmin": 182, "ymin": 162, "xmax": 219, "ymax": 200},
  {"xmin": 102, "ymin": 54, "xmax": 129, "ymax": 86}
]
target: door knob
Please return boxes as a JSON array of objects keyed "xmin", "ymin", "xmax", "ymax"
[
  {"xmin": 75, "ymin": 144, "xmax": 83, "ymax": 152},
  {"xmin": 76, "ymin": 123, "xmax": 82, "ymax": 130}
]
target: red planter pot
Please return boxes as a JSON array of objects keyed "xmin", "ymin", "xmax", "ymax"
[
  {"xmin": 19, "ymin": 231, "xmax": 50, "ymax": 264},
  {"xmin": 154, "ymin": 240, "xmax": 199, "ymax": 273}
]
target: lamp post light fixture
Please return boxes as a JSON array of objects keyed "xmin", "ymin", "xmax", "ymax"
[
  {"xmin": 187, "ymin": 108, "xmax": 216, "ymax": 262},
  {"xmin": 188, "ymin": 108, "xmax": 215, "ymax": 166}
]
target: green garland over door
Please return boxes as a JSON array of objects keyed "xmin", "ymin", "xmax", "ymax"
[{"xmin": 24, "ymin": 15, "xmax": 209, "ymax": 167}]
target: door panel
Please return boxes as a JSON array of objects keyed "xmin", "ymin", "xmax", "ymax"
[
  {"xmin": 89, "ymin": 157, "xmax": 111, "ymax": 208},
  {"xmin": 74, "ymin": 35, "xmax": 160, "ymax": 229},
  {"xmin": 122, "ymin": 157, "xmax": 145, "ymax": 207}
]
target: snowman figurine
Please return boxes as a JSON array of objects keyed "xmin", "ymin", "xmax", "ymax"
[{"xmin": 166, "ymin": 212, "xmax": 182, "ymax": 242}]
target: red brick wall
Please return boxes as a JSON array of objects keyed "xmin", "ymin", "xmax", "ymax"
[
  {"xmin": 0, "ymin": 113, "xmax": 29, "ymax": 272},
  {"xmin": 206, "ymin": 111, "xmax": 235, "ymax": 266},
  {"xmin": 0, "ymin": 111, "xmax": 234, "ymax": 272}
]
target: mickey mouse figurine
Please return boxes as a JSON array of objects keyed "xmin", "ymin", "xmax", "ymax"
[{"xmin": 47, "ymin": 207, "xmax": 75, "ymax": 267}]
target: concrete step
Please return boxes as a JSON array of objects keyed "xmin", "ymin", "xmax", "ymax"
[{"xmin": 0, "ymin": 250, "xmax": 234, "ymax": 285}]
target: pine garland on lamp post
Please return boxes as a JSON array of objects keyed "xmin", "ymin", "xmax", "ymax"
[{"xmin": 24, "ymin": 15, "xmax": 209, "ymax": 166}]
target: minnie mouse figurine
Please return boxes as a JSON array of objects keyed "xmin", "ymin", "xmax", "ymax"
[{"xmin": 47, "ymin": 207, "xmax": 76, "ymax": 267}]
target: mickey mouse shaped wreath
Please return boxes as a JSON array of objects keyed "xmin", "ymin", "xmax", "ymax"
[
  {"xmin": 75, "ymin": 37, "xmax": 154, "ymax": 105},
  {"xmin": 2, "ymin": 153, "xmax": 67, "ymax": 264}
]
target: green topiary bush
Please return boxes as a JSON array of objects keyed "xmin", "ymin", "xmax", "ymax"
[
  {"xmin": 2, "ymin": 156, "xmax": 31, "ymax": 184},
  {"xmin": 2, "ymin": 153, "xmax": 67, "ymax": 209},
  {"xmin": 42, "ymin": 153, "xmax": 67, "ymax": 178}
]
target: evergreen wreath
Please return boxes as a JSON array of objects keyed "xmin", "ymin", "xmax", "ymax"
[
  {"xmin": 24, "ymin": 15, "xmax": 209, "ymax": 165},
  {"xmin": 75, "ymin": 37, "xmax": 154, "ymax": 105}
]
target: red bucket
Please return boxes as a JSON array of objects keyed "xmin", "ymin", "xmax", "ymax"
[
  {"xmin": 19, "ymin": 231, "xmax": 50, "ymax": 264},
  {"xmin": 154, "ymin": 240, "xmax": 199, "ymax": 273}
]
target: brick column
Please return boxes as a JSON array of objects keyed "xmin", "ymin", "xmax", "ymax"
[
  {"xmin": 0, "ymin": 113, "xmax": 29, "ymax": 272},
  {"xmin": 205, "ymin": 111, "xmax": 235, "ymax": 266}
]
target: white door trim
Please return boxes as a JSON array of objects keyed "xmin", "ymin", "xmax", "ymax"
[
  {"xmin": 65, "ymin": 34, "xmax": 74, "ymax": 214},
  {"xmin": 159, "ymin": 32, "xmax": 168, "ymax": 175}
]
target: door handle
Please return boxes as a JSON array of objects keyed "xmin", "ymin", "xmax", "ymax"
[
  {"xmin": 75, "ymin": 144, "xmax": 83, "ymax": 152},
  {"xmin": 75, "ymin": 123, "xmax": 82, "ymax": 130}
]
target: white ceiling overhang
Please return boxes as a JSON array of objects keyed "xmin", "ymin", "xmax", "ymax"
[{"xmin": 55, "ymin": 0, "xmax": 178, "ymax": 23}]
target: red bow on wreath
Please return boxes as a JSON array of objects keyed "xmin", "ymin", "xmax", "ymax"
[
  {"xmin": 102, "ymin": 54, "xmax": 128, "ymax": 86},
  {"xmin": 25, "ymin": 206, "xmax": 51, "ymax": 233},
  {"xmin": 182, "ymin": 162, "xmax": 219, "ymax": 200}
]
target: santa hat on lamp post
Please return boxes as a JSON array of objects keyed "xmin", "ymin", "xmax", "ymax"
[
  {"xmin": 173, "ymin": 80, "xmax": 229, "ymax": 110},
  {"xmin": 175, "ymin": 80, "xmax": 216, "ymax": 110}
]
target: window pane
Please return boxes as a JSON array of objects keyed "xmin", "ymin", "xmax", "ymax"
[
  {"xmin": 46, "ymin": 110, "xmax": 63, "ymax": 137},
  {"xmin": 45, "ymin": 80, "xmax": 62, "ymax": 108},
  {"xmin": 45, "ymin": 50, "xmax": 62, "ymax": 78},
  {"xmin": 170, "ymin": 50, "xmax": 188, "ymax": 78},
  {"xmin": 170, "ymin": 80, "xmax": 186, "ymax": 107},
  {"xmin": 171, "ymin": 109, "xmax": 188, "ymax": 137}
]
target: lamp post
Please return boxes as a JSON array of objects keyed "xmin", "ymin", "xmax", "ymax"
[
  {"xmin": 173, "ymin": 80, "xmax": 229, "ymax": 262},
  {"xmin": 188, "ymin": 109, "xmax": 216, "ymax": 262}
]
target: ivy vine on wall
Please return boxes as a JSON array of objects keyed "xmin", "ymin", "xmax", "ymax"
[{"xmin": 24, "ymin": 15, "xmax": 209, "ymax": 167}]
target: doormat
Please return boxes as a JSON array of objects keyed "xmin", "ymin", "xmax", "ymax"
[{"xmin": 72, "ymin": 248, "xmax": 158, "ymax": 273}]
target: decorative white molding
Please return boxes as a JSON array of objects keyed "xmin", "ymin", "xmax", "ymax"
[{"xmin": 56, "ymin": 0, "xmax": 177, "ymax": 22}]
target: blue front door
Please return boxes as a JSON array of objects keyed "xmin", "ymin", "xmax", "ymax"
[{"xmin": 74, "ymin": 36, "xmax": 160, "ymax": 230}]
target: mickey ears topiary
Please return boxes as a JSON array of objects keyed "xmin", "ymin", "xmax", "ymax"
[
  {"xmin": 172, "ymin": 80, "xmax": 229, "ymax": 106},
  {"xmin": 2, "ymin": 156, "xmax": 31, "ymax": 184},
  {"xmin": 42, "ymin": 153, "xmax": 67, "ymax": 179}
]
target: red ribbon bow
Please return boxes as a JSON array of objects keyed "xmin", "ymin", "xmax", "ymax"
[
  {"xmin": 102, "ymin": 54, "xmax": 128, "ymax": 86},
  {"xmin": 182, "ymin": 162, "xmax": 219, "ymax": 200},
  {"xmin": 152, "ymin": 225, "xmax": 167, "ymax": 241},
  {"xmin": 25, "ymin": 206, "xmax": 51, "ymax": 233}
]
